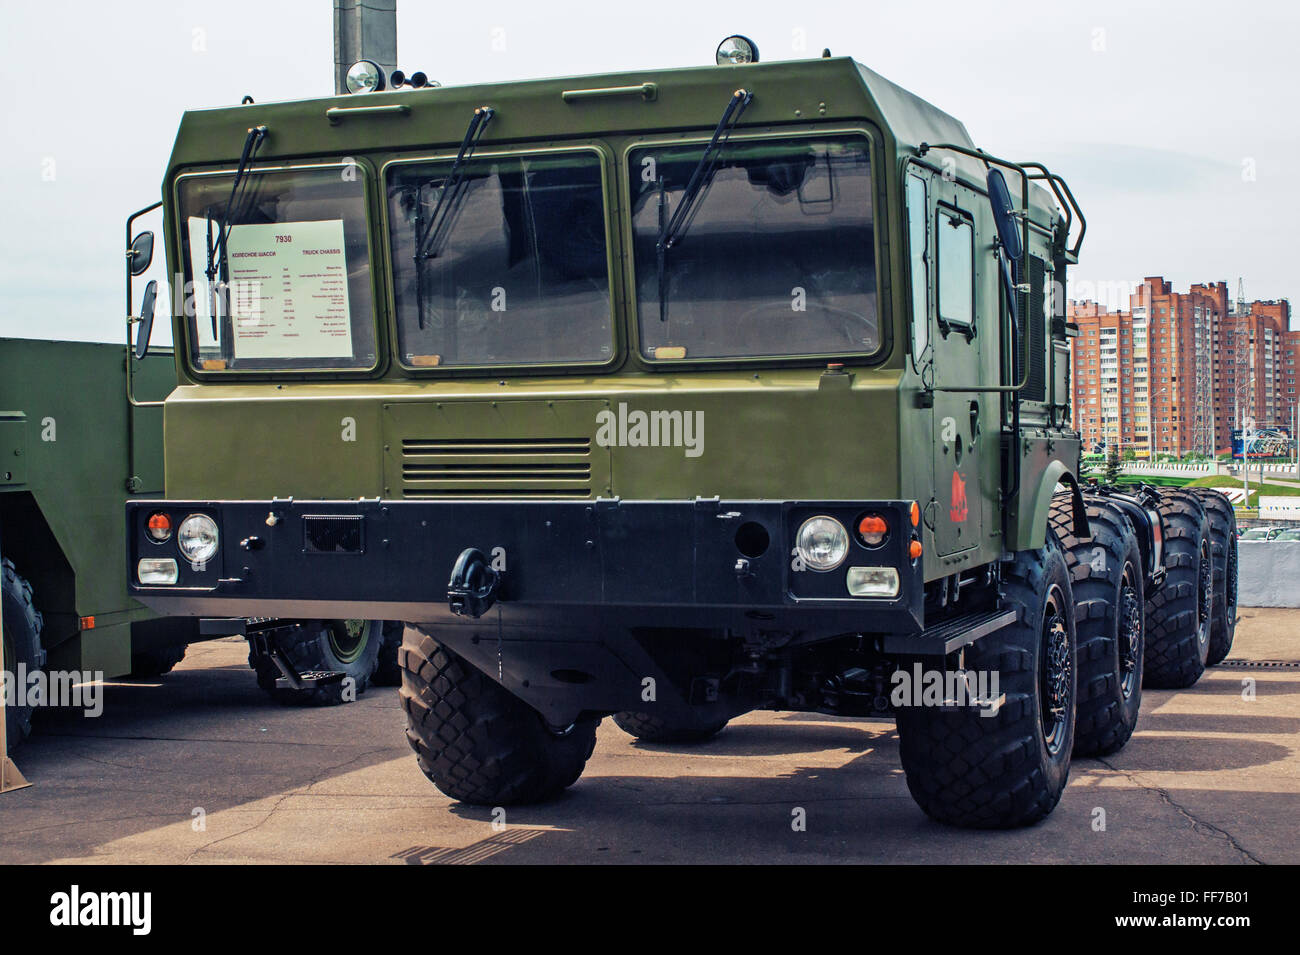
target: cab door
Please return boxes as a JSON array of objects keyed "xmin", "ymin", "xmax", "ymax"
[{"xmin": 928, "ymin": 182, "xmax": 984, "ymax": 558}]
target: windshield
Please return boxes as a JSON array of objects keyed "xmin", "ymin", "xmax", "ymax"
[
  {"xmin": 1241, "ymin": 529, "xmax": 1270, "ymax": 540},
  {"xmin": 629, "ymin": 135, "xmax": 878, "ymax": 361},
  {"xmin": 176, "ymin": 165, "xmax": 377, "ymax": 372},
  {"xmin": 386, "ymin": 150, "xmax": 612, "ymax": 368}
]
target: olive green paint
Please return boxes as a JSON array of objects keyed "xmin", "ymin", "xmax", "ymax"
[
  {"xmin": 0, "ymin": 338, "xmax": 175, "ymax": 674},
  {"xmin": 154, "ymin": 57, "xmax": 1079, "ymax": 587}
]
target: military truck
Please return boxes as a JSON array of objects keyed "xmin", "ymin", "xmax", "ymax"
[
  {"xmin": 1, "ymin": 334, "xmax": 200, "ymax": 750},
  {"xmin": 124, "ymin": 39, "xmax": 1235, "ymax": 827}
]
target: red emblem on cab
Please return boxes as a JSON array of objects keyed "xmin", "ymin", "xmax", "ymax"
[{"xmin": 950, "ymin": 471, "xmax": 968, "ymax": 523}]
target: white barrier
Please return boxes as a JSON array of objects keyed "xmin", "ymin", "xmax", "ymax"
[
  {"xmin": 1259, "ymin": 497, "xmax": 1300, "ymax": 520},
  {"xmin": 1120, "ymin": 464, "xmax": 1216, "ymax": 478},
  {"xmin": 1238, "ymin": 540, "xmax": 1300, "ymax": 608}
]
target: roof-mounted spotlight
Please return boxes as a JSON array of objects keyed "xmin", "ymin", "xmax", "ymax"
[
  {"xmin": 716, "ymin": 35, "xmax": 759, "ymax": 65},
  {"xmin": 345, "ymin": 59, "xmax": 386, "ymax": 94}
]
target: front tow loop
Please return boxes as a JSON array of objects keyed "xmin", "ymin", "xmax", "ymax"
[{"xmin": 447, "ymin": 548, "xmax": 502, "ymax": 618}]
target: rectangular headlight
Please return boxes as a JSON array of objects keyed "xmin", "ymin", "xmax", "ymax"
[
  {"xmin": 138, "ymin": 558, "xmax": 179, "ymax": 585},
  {"xmin": 846, "ymin": 566, "xmax": 899, "ymax": 598}
]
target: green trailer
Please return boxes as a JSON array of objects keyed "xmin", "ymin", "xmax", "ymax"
[{"xmin": 1, "ymin": 337, "xmax": 199, "ymax": 749}]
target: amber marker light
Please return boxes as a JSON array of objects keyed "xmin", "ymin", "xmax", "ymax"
[
  {"xmin": 909, "ymin": 539, "xmax": 923, "ymax": 560},
  {"xmin": 147, "ymin": 512, "xmax": 173, "ymax": 542},
  {"xmin": 909, "ymin": 501, "xmax": 920, "ymax": 527},
  {"xmin": 857, "ymin": 514, "xmax": 888, "ymax": 547}
]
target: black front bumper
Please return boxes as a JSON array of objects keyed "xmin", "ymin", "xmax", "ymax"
[{"xmin": 127, "ymin": 496, "xmax": 924, "ymax": 638}]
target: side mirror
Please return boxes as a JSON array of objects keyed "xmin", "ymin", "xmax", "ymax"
[
  {"xmin": 986, "ymin": 169, "xmax": 1022, "ymax": 260},
  {"xmin": 135, "ymin": 280, "xmax": 157, "ymax": 360},
  {"xmin": 129, "ymin": 231, "xmax": 155, "ymax": 276}
]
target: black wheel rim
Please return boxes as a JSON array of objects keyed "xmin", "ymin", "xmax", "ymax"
[
  {"xmin": 1040, "ymin": 583, "xmax": 1072, "ymax": 755},
  {"xmin": 1118, "ymin": 562, "xmax": 1142, "ymax": 699},
  {"xmin": 1197, "ymin": 540, "xmax": 1213, "ymax": 646}
]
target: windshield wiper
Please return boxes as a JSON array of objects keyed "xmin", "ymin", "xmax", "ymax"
[
  {"xmin": 415, "ymin": 106, "xmax": 495, "ymax": 263},
  {"xmin": 204, "ymin": 125, "xmax": 268, "ymax": 341},
  {"xmin": 411, "ymin": 106, "xmax": 495, "ymax": 331},
  {"xmin": 655, "ymin": 88, "xmax": 751, "ymax": 321},
  {"xmin": 204, "ymin": 211, "xmax": 221, "ymax": 341}
]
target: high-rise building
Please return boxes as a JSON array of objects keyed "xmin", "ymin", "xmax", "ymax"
[{"xmin": 1069, "ymin": 277, "xmax": 1293, "ymax": 456}]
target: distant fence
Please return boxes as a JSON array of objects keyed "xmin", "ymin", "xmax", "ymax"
[
  {"xmin": 1238, "ymin": 540, "xmax": 1300, "ymax": 608},
  {"xmin": 1119, "ymin": 463, "xmax": 1216, "ymax": 478},
  {"xmin": 1111, "ymin": 462, "xmax": 1300, "ymax": 480}
]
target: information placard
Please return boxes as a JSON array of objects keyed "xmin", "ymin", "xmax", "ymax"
[{"xmin": 188, "ymin": 217, "xmax": 353, "ymax": 359}]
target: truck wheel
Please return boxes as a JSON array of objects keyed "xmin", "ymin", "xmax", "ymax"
[
  {"xmin": 3, "ymin": 558, "xmax": 45, "ymax": 753},
  {"xmin": 130, "ymin": 644, "xmax": 187, "ymax": 677},
  {"xmin": 1144, "ymin": 491, "xmax": 1213, "ymax": 689},
  {"xmin": 250, "ymin": 619, "xmax": 382, "ymax": 705},
  {"xmin": 370, "ymin": 621, "xmax": 405, "ymax": 687},
  {"xmin": 1188, "ymin": 488, "xmax": 1237, "ymax": 665},
  {"xmin": 398, "ymin": 630, "xmax": 599, "ymax": 805},
  {"xmin": 895, "ymin": 540, "xmax": 1076, "ymax": 828},
  {"xmin": 613, "ymin": 710, "xmax": 729, "ymax": 743},
  {"xmin": 1049, "ymin": 496, "xmax": 1144, "ymax": 757}
]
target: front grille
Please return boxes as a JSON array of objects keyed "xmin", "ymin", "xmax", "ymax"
[{"xmin": 400, "ymin": 437, "xmax": 592, "ymax": 499}]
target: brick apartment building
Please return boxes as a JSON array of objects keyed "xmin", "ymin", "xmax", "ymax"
[{"xmin": 1069, "ymin": 277, "xmax": 1297, "ymax": 457}]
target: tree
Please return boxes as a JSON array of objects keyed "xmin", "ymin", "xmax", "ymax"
[{"xmin": 1104, "ymin": 443, "xmax": 1123, "ymax": 484}]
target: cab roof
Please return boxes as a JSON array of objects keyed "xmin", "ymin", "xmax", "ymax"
[
  {"xmin": 169, "ymin": 57, "xmax": 968, "ymax": 163},
  {"xmin": 167, "ymin": 56, "xmax": 1061, "ymax": 227}
]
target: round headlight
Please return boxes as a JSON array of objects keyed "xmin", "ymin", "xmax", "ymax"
[
  {"xmin": 716, "ymin": 35, "xmax": 759, "ymax": 65},
  {"xmin": 345, "ymin": 59, "xmax": 386, "ymax": 94},
  {"xmin": 796, "ymin": 516, "xmax": 849, "ymax": 572},
  {"xmin": 178, "ymin": 514, "xmax": 219, "ymax": 564}
]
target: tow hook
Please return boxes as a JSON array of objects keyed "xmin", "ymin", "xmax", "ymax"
[{"xmin": 447, "ymin": 548, "xmax": 502, "ymax": 618}]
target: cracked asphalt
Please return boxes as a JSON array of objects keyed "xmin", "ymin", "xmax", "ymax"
[{"xmin": 1, "ymin": 608, "xmax": 1296, "ymax": 864}]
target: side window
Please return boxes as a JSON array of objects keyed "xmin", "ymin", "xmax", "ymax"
[
  {"xmin": 1021, "ymin": 253, "xmax": 1048, "ymax": 401},
  {"xmin": 906, "ymin": 174, "xmax": 929, "ymax": 363},
  {"xmin": 936, "ymin": 206, "xmax": 974, "ymax": 333}
]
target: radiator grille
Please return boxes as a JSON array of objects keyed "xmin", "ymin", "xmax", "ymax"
[{"xmin": 400, "ymin": 437, "xmax": 592, "ymax": 499}]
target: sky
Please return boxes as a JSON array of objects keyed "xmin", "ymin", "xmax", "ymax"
[{"xmin": 1, "ymin": 0, "xmax": 1297, "ymax": 344}]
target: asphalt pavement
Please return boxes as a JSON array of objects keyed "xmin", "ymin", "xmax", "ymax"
[{"xmin": 1, "ymin": 608, "xmax": 1296, "ymax": 864}]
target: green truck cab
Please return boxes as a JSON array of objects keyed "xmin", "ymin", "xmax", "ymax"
[{"xmin": 125, "ymin": 44, "xmax": 1235, "ymax": 826}]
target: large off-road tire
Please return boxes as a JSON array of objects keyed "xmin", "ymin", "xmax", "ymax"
[
  {"xmin": 2, "ymin": 559, "xmax": 44, "ymax": 754},
  {"xmin": 398, "ymin": 630, "xmax": 599, "ymax": 805},
  {"xmin": 130, "ymin": 643, "xmax": 187, "ymax": 677},
  {"xmin": 250, "ymin": 619, "xmax": 382, "ymax": 705},
  {"xmin": 613, "ymin": 710, "xmax": 729, "ymax": 743},
  {"xmin": 1049, "ymin": 496, "xmax": 1145, "ymax": 757},
  {"xmin": 896, "ymin": 540, "xmax": 1077, "ymax": 829},
  {"xmin": 1188, "ymin": 488, "xmax": 1237, "ymax": 666},
  {"xmin": 370, "ymin": 621, "xmax": 405, "ymax": 687},
  {"xmin": 1144, "ymin": 491, "xmax": 1213, "ymax": 689}
]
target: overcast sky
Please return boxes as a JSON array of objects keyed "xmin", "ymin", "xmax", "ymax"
[{"xmin": 1, "ymin": 0, "xmax": 1296, "ymax": 344}]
